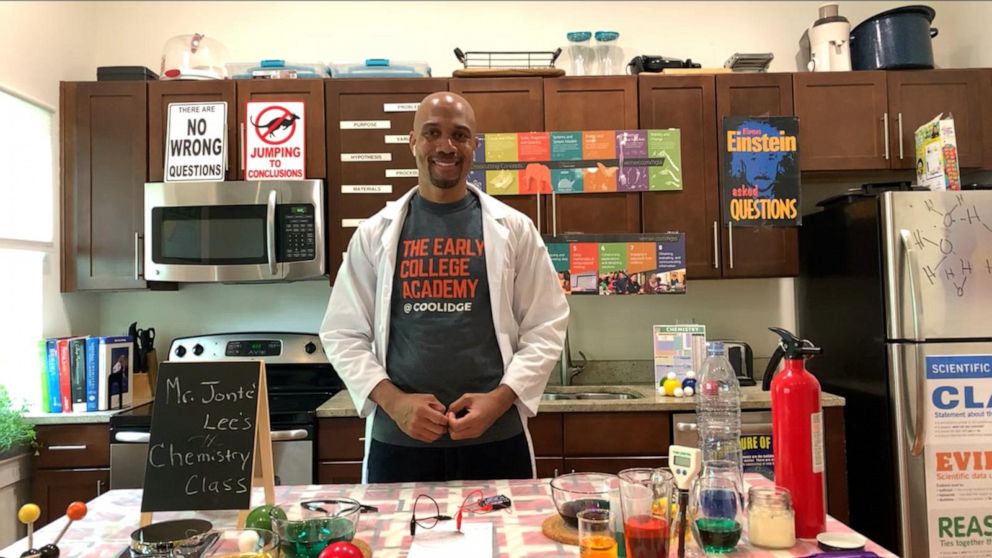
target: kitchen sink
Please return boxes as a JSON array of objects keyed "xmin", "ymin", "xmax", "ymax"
[{"xmin": 541, "ymin": 391, "xmax": 642, "ymax": 401}]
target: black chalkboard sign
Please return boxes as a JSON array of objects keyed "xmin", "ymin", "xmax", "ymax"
[{"xmin": 140, "ymin": 361, "xmax": 271, "ymax": 514}]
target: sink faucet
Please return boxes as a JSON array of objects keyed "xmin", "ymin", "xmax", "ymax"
[{"xmin": 560, "ymin": 331, "xmax": 587, "ymax": 386}]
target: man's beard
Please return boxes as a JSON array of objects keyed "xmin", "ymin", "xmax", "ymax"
[{"xmin": 429, "ymin": 173, "xmax": 460, "ymax": 189}]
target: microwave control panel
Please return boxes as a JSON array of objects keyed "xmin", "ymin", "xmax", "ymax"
[{"xmin": 277, "ymin": 204, "xmax": 317, "ymax": 262}]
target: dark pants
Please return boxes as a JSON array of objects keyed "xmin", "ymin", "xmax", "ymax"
[{"xmin": 367, "ymin": 433, "xmax": 533, "ymax": 483}]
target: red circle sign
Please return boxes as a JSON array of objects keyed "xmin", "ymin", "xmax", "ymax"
[{"xmin": 253, "ymin": 105, "xmax": 297, "ymax": 145}]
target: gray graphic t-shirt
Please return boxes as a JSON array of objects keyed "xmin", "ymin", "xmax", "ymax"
[{"xmin": 372, "ymin": 192, "xmax": 522, "ymax": 447}]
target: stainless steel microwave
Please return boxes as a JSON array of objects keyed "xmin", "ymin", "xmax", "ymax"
[{"xmin": 143, "ymin": 180, "xmax": 324, "ymax": 282}]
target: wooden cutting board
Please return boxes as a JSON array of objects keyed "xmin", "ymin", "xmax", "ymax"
[{"xmin": 452, "ymin": 67, "xmax": 565, "ymax": 78}]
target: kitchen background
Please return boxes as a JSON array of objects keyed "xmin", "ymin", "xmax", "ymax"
[{"xmin": 4, "ymin": 1, "xmax": 992, "ymax": 384}]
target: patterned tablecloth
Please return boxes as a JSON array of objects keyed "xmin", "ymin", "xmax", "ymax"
[{"xmin": 1, "ymin": 475, "xmax": 897, "ymax": 558}]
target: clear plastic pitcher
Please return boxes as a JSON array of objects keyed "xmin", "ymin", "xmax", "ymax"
[{"xmin": 594, "ymin": 31, "xmax": 625, "ymax": 75}]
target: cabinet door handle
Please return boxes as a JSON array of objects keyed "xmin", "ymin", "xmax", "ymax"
[
  {"xmin": 96, "ymin": 479, "xmax": 103, "ymax": 496},
  {"xmin": 898, "ymin": 112, "xmax": 904, "ymax": 160},
  {"xmin": 134, "ymin": 232, "xmax": 143, "ymax": 280},
  {"xmin": 535, "ymin": 191, "xmax": 541, "ymax": 233},
  {"xmin": 882, "ymin": 113, "xmax": 890, "ymax": 160},
  {"xmin": 728, "ymin": 221, "xmax": 735, "ymax": 270},
  {"xmin": 47, "ymin": 445, "xmax": 87, "ymax": 451},
  {"xmin": 676, "ymin": 422, "xmax": 698, "ymax": 432},
  {"xmin": 552, "ymin": 192, "xmax": 558, "ymax": 237},
  {"xmin": 553, "ymin": 468, "xmax": 559, "ymax": 478},
  {"xmin": 712, "ymin": 221, "xmax": 720, "ymax": 269}
]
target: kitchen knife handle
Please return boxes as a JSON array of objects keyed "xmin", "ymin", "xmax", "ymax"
[
  {"xmin": 266, "ymin": 189, "xmax": 278, "ymax": 275},
  {"xmin": 897, "ymin": 113, "xmax": 904, "ymax": 160},
  {"xmin": 899, "ymin": 229, "xmax": 926, "ymax": 457},
  {"xmin": 882, "ymin": 113, "xmax": 890, "ymax": 160}
]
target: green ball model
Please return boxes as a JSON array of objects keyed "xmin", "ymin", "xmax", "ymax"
[{"xmin": 244, "ymin": 504, "xmax": 287, "ymax": 531}]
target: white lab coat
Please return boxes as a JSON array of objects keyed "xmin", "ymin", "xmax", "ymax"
[{"xmin": 319, "ymin": 184, "xmax": 569, "ymax": 481}]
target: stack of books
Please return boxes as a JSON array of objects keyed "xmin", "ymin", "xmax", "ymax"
[{"xmin": 37, "ymin": 336, "xmax": 134, "ymax": 413}]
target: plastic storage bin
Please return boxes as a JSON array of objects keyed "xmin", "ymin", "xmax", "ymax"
[
  {"xmin": 329, "ymin": 59, "xmax": 431, "ymax": 78},
  {"xmin": 227, "ymin": 59, "xmax": 328, "ymax": 79}
]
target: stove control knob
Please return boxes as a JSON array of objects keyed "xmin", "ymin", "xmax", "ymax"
[
  {"xmin": 305, "ymin": 342, "xmax": 317, "ymax": 354},
  {"xmin": 193, "ymin": 344, "xmax": 204, "ymax": 356},
  {"xmin": 175, "ymin": 345, "xmax": 186, "ymax": 358}
]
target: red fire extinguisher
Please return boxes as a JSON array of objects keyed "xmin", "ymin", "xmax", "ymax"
[{"xmin": 762, "ymin": 327, "xmax": 825, "ymax": 539}]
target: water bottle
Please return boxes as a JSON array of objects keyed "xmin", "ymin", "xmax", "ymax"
[
  {"xmin": 696, "ymin": 342, "xmax": 743, "ymax": 472},
  {"xmin": 563, "ymin": 31, "xmax": 594, "ymax": 76},
  {"xmin": 594, "ymin": 31, "xmax": 624, "ymax": 75}
]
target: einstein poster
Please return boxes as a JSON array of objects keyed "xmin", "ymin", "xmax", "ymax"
[{"xmin": 721, "ymin": 117, "xmax": 800, "ymax": 227}]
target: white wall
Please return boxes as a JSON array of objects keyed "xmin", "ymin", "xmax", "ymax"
[
  {"xmin": 0, "ymin": 2, "xmax": 100, "ymax": 343},
  {"xmin": 6, "ymin": 1, "xmax": 983, "ymax": 371}
]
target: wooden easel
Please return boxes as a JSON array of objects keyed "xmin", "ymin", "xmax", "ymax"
[{"xmin": 139, "ymin": 362, "xmax": 276, "ymax": 528}]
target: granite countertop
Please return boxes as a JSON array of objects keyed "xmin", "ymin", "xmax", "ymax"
[
  {"xmin": 22, "ymin": 398, "xmax": 153, "ymax": 425},
  {"xmin": 316, "ymin": 385, "xmax": 846, "ymax": 418}
]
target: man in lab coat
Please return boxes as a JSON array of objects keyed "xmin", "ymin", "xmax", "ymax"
[{"xmin": 320, "ymin": 92, "xmax": 569, "ymax": 483}]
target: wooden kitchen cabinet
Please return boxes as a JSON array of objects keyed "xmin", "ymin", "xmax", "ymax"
[
  {"xmin": 316, "ymin": 417, "xmax": 366, "ymax": 485},
  {"xmin": 544, "ymin": 77, "xmax": 641, "ymax": 234},
  {"xmin": 31, "ymin": 424, "xmax": 111, "ymax": 527},
  {"xmin": 60, "ymin": 81, "xmax": 147, "ymax": 292},
  {"xmin": 886, "ymin": 69, "xmax": 986, "ymax": 169},
  {"xmin": 31, "ymin": 469, "xmax": 110, "ymax": 527},
  {"xmin": 715, "ymin": 73, "xmax": 799, "ymax": 278},
  {"xmin": 324, "ymin": 78, "xmax": 448, "ymax": 283},
  {"xmin": 793, "ymin": 71, "xmax": 889, "ymax": 170},
  {"xmin": 639, "ymin": 75, "xmax": 721, "ymax": 279},
  {"xmin": 236, "ymin": 79, "xmax": 326, "ymax": 179},
  {"xmin": 147, "ymin": 80, "xmax": 238, "ymax": 181},
  {"xmin": 450, "ymin": 77, "xmax": 546, "ymax": 230}
]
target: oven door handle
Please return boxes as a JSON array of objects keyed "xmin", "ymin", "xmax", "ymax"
[
  {"xmin": 114, "ymin": 432, "xmax": 151, "ymax": 443},
  {"xmin": 270, "ymin": 429, "xmax": 309, "ymax": 441},
  {"xmin": 267, "ymin": 189, "xmax": 278, "ymax": 276}
]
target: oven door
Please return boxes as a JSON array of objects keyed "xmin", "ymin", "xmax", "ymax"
[
  {"xmin": 110, "ymin": 426, "xmax": 314, "ymax": 489},
  {"xmin": 143, "ymin": 180, "xmax": 324, "ymax": 282}
]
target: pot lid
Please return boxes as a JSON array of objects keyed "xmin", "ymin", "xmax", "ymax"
[{"xmin": 853, "ymin": 4, "xmax": 936, "ymax": 33}]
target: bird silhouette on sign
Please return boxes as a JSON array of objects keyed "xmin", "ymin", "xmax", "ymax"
[{"xmin": 251, "ymin": 112, "xmax": 301, "ymax": 138}]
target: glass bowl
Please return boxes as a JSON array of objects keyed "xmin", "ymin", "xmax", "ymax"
[
  {"xmin": 549, "ymin": 472, "xmax": 619, "ymax": 528},
  {"xmin": 271, "ymin": 500, "xmax": 361, "ymax": 558}
]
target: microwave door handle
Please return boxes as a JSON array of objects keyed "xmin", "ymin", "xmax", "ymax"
[{"xmin": 267, "ymin": 190, "xmax": 278, "ymax": 276}]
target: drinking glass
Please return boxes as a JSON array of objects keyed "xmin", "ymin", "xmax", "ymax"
[
  {"xmin": 578, "ymin": 508, "xmax": 618, "ymax": 558},
  {"xmin": 699, "ymin": 460, "xmax": 745, "ymax": 519},
  {"xmin": 689, "ymin": 476, "xmax": 744, "ymax": 555},
  {"xmin": 618, "ymin": 468, "xmax": 674, "ymax": 558},
  {"xmin": 204, "ymin": 528, "xmax": 279, "ymax": 557},
  {"xmin": 271, "ymin": 500, "xmax": 360, "ymax": 558}
]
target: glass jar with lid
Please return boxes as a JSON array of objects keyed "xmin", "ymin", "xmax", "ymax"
[
  {"xmin": 562, "ymin": 31, "xmax": 594, "ymax": 76},
  {"xmin": 747, "ymin": 486, "xmax": 796, "ymax": 549}
]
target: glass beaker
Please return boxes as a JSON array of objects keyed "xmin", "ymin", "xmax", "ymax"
[
  {"xmin": 689, "ymin": 476, "xmax": 744, "ymax": 555},
  {"xmin": 618, "ymin": 468, "xmax": 674, "ymax": 558},
  {"xmin": 578, "ymin": 508, "xmax": 618, "ymax": 558},
  {"xmin": 699, "ymin": 460, "xmax": 745, "ymax": 520}
]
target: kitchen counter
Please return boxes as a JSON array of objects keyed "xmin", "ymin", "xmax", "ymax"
[
  {"xmin": 0, "ymin": 474, "xmax": 892, "ymax": 558},
  {"xmin": 22, "ymin": 398, "xmax": 153, "ymax": 425},
  {"xmin": 316, "ymin": 385, "xmax": 846, "ymax": 417}
]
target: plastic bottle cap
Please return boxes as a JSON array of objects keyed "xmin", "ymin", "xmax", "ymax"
[
  {"xmin": 594, "ymin": 31, "xmax": 620, "ymax": 41},
  {"xmin": 567, "ymin": 31, "xmax": 593, "ymax": 42},
  {"xmin": 816, "ymin": 532, "xmax": 867, "ymax": 551}
]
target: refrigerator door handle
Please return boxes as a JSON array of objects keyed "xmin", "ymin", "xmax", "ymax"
[{"xmin": 899, "ymin": 229, "xmax": 927, "ymax": 456}]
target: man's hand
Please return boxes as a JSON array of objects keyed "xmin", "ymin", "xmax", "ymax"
[
  {"xmin": 370, "ymin": 381, "xmax": 448, "ymax": 443},
  {"xmin": 446, "ymin": 385, "xmax": 517, "ymax": 441}
]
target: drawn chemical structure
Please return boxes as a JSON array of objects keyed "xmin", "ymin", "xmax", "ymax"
[{"xmin": 915, "ymin": 195, "xmax": 992, "ymax": 297}]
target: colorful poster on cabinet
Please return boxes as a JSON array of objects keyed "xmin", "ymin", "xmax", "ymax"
[
  {"xmin": 467, "ymin": 129, "xmax": 681, "ymax": 194},
  {"xmin": 544, "ymin": 233, "xmax": 685, "ymax": 296},
  {"xmin": 923, "ymin": 354, "xmax": 992, "ymax": 558},
  {"xmin": 721, "ymin": 116, "xmax": 800, "ymax": 226}
]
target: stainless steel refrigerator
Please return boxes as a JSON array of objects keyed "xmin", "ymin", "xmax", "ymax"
[{"xmin": 798, "ymin": 190, "xmax": 992, "ymax": 557}]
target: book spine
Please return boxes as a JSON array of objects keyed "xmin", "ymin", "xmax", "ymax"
[
  {"xmin": 57, "ymin": 338, "xmax": 72, "ymax": 412},
  {"xmin": 38, "ymin": 340, "xmax": 50, "ymax": 413},
  {"xmin": 98, "ymin": 340, "xmax": 108, "ymax": 411},
  {"xmin": 69, "ymin": 337, "xmax": 88, "ymax": 412},
  {"xmin": 46, "ymin": 340, "xmax": 61, "ymax": 413},
  {"xmin": 85, "ymin": 337, "xmax": 100, "ymax": 412}
]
